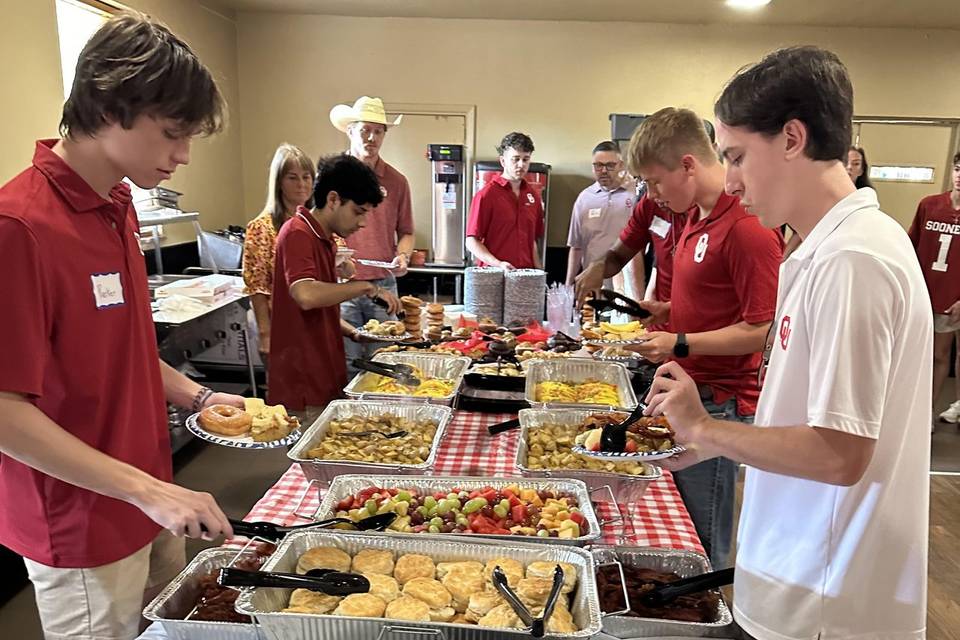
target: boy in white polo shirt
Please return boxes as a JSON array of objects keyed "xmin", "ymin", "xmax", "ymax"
[{"xmin": 644, "ymin": 46, "xmax": 930, "ymax": 639}]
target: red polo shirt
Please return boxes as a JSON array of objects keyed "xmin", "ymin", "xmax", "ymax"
[
  {"xmin": 907, "ymin": 191, "xmax": 960, "ymax": 313},
  {"xmin": 0, "ymin": 140, "xmax": 169, "ymax": 567},
  {"xmin": 268, "ymin": 207, "xmax": 347, "ymax": 410},
  {"xmin": 466, "ymin": 175, "xmax": 544, "ymax": 268},
  {"xmin": 345, "ymin": 158, "xmax": 414, "ymax": 281},
  {"xmin": 619, "ymin": 195, "xmax": 691, "ymax": 304},
  {"xmin": 670, "ymin": 192, "xmax": 781, "ymax": 416}
]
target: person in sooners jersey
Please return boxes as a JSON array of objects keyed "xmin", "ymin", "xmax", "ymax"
[{"xmin": 908, "ymin": 152, "xmax": 960, "ymax": 425}]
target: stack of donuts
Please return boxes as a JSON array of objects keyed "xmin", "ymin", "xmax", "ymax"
[
  {"xmin": 425, "ymin": 303, "xmax": 445, "ymax": 342},
  {"xmin": 400, "ymin": 296, "xmax": 423, "ymax": 338}
]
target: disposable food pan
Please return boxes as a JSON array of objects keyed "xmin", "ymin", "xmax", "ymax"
[
  {"xmin": 344, "ymin": 353, "xmax": 472, "ymax": 405},
  {"xmin": 524, "ymin": 360, "xmax": 637, "ymax": 410},
  {"xmin": 590, "ymin": 546, "xmax": 735, "ymax": 638},
  {"xmin": 312, "ymin": 474, "xmax": 607, "ymax": 546},
  {"xmin": 287, "ymin": 400, "xmax": 453, "ymax": 484},
  {"xmin": 515, "ymin": 409, "xmax": 661, "ymax": 505},
  {"xmin": 142, "ymin": 546, "xmax": 267, "ymax": 640},
  {"xmin": 235, "ymin": 529, "xmax": 603, "ymax": 639}
]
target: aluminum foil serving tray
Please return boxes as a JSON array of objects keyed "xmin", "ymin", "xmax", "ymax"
[
  {"xmin": 344, "ymin": 352, "xmax": 472, "ymax": 405},
  {"xmin": 524, "ymin": 359, "xmax": 638, "ymax": 410}
]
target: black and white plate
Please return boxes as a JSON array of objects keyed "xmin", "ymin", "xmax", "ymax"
[
  {"xmin": 186, "ymin": 413, "xmax": 302, "ymax": 450},
  {"xmin": 356, "ymin": 330, "xmax": 415, "ymax": 343},
  {"xmin": 571, "ymin": 442, "xmax": 685, "ymax": 462},
  {"xmin": 583, "ymin": 337, "xmax": 649, "ymax": 347}
]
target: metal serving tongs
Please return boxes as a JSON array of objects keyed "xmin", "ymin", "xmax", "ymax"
[
  {"xmin": 218, "ymin": 567, "xmax": 370, "ymax": 596},
  {"xmin": 492, "ymin": 564, "xmax": 565, "ymax": 638},
  {"xmin": 227, "ymin": 512, "xmax": 397, "ymax": 541},
  {"xmin": 585, "ymin": 289, "xmax": 651, "ymax": 319},
  {"xmin": 352, "ymin": 358, "xmax": 421, "ymax": 386}
]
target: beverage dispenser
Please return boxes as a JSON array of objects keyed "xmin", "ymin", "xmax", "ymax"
[{"xmin": 428, "ymin": 144, "xmax": 466, "ymax": 265}]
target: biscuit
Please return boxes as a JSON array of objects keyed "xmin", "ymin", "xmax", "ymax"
[
  {"xmin": 525, "ymin": 561, "xmax": 577, "ymax": 594},
  {"xmin": 441, "ymin": 568, "xmax": 485, "ymax": 613},
  {"xmin": 351, "ymin": 549, "xmax": 394, "ymax": 576},
  {"xmin": 477, "ymin": 603, "xmax": 524, "ymax": 629},
  {"xmin": 464, "ymin": 590, "xmax": 505, "ymax": 622},
  {"xmin": 384, "ymin": 595, "xmax": 431, "ymax": 622},
  {"xmin": 450, "ymin": 613, "xmax": 474, "ymax": 625},
  {"xmin": 296, "ymin": 546, "xmax": 352, "ymax": 574},
  {"xmin": 332, "ymin": 593, "xmax": 386, "ymax": 618},
  {"xmin": 363, "ymin": 572, "xmax": 400, "ymax": 604},
  {"xmin": 393, "ymin": 554, "xmax": 436, "ymax": 584},
  {"xmin": 483, "ymin": 558, "xmax": 523, "ymax": 590},
  {"xmin": 537, "ymin": 603, "xmax": 577, "ymax": 633},
  {"xmin": 516, "ymin": 576, "xmax": 554, "ymax": 608},
  {"xmin": 284, "ymin": 588, "xmax": 341, "ymax": 614},
  {"xmin": 402, "ymin": 577, "xmax": 452, "ymax": 609},
  {"xmin": 435, "ymin": 561, "xmax": 484, "ymax": 580}
]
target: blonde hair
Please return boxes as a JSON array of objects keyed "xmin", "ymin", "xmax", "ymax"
[
  {"xmin": 626, "ymin": 107, "xmax": 716, "ymax": 176},
  {"xmin": 262, "ymin": 143, "xmax": 315, "ymax": 231}
]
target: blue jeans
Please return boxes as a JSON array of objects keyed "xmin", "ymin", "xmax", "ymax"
[
  {"xmin": 672, "ymin": 389, "xmax": 751, "ymax": 570},
  {"xmin": 341, "ymin": 275, "xmax": 398, "ymax": 378}
]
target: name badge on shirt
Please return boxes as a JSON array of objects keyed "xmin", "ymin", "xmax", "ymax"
[
  {"xmin": 650, "ymin": 215, "xmax": 671, "ymax": 238},
  {"xmin": 91, "ymin": 272, "xmax": 125, "ymax": 309},
  {"xmin": 588, "ymin": 207, "xmax": 602, "ymax": 219}
]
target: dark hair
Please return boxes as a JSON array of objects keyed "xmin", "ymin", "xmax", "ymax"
[
  {"xmin": 592, "ymin": 140, "xmax": 620, "ymax": 154},
  {"xmin": 497, "ymin": 132, "xmax": 535, "ymax": 155},
  {"xmin": 848, "ymin": 146, "xmax": 873, "ymax": 189},
  {"xmin": 953, "ymin": 150, "xmax": 960, "ymax": 165},
  {"xmin": 714, "ymin": 46, "xmax": 852, "ymax": 162},
  {"xmin": 313, "ymin": 154, "xmax": 383, "ymax": 209},
  {"xmin": 60, "ymin": 11, "xmax": 225, "ymax": 139}
]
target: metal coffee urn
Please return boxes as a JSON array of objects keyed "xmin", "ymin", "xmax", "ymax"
[{"xmin": 428, "ymin": 144, "xmax": 466, "ymax": 266}]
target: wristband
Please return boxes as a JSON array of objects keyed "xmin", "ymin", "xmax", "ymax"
[{"xmin": 191, "ymin": 386, "xmax": 214, "ymax": 412}]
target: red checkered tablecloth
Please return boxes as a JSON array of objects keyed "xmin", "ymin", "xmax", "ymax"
[{"xmin": 244, "ymin": 410, "xmax": 703, "ymax": 554}]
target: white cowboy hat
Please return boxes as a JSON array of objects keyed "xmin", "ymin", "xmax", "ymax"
[{"xmin": 329, "ymin": 96, "xmax": 402, "ymax": 132}]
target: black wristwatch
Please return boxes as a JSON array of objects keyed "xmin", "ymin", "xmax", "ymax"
[{"xmin": 673, "ymin": 333, "xmax": 690, "ymax": 358}]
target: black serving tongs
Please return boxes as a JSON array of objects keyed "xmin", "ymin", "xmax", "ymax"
[
  {"xmin": 227, "ymin": 512, "xmax": 397, "ymax": 541},
  {"xmin": 638, "ymin": 567, "xmax": 735, "ymax": 606},
  {"xmin": 488, "ymin": 417, "xmax": 521, "ymax": 435},
  {"xmin": 585, "ymin": 289, "xmax": 651, "ymax": 319},
  {"xmin": 218, "ymin": 567, "xmax": 370, "ymax": 596},
  {"xmin": 492, "ymin": 564, "xmax": 565, "ymax": 638},
  {"xmin": 371, "ymin": 296, "xmax": 406, "ymax": 320},
  {"xmin": 352, "ymin": 358, "xmax": 420, "ymax": 386}
]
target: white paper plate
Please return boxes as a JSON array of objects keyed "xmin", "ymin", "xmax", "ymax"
[
  {"xmin": 357, "ymin": 259, "xmax": 399, "ymax": 269},
  {"xmin": 571, "ymin": 442, "xmax": 685, "ymax": 462},
  {"xmin": 583, "ymin": 337, "xmax": 649, "ymax": 347},
  {"xmin": 186, "ymin": 413, "xmax": 302, "ymax": 449}
]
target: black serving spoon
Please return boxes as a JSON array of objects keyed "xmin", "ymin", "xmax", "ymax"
[
  {"xmin": 639, "ymin": 567, "xmax": 735, "ymax": 606},
  {"xmin": 600, "ymin": 380, "xmax": 656, "ymax": 452},
  {"xmin": 352, "ymin": 358, "xmax": 421, "ymax": 386},
  {"xmin": 487, "ymin": 417, "xmax": 521, "ymax": 435},
  {"xmin": 227, "ymin": 512, "xmax": 397, "ymax": 541},
  {"xmin": 218, "ymin": 567, "xmax": 370, "ymax": 596}
]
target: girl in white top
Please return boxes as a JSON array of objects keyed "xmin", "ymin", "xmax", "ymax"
[{"xmin": 645, "ymin": 46, "xmax": 929, "ymax": 640}]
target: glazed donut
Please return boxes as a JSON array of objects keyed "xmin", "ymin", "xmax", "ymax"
[{"xmin": 199, "ymin": 404, "xmax": 253, "ymax": 436}]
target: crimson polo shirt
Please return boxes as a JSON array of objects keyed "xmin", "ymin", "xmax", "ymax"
[
  {"xmin": 670, "ymin": 192, "xmax": 782, "ymax": 416},
  {"xmin": 0, "ymin": 140, "xmax": 169, "ymax": 568},
  {"xmin": 268, "ymin": 207, "xmax": 348, "ymax": 411},
  {"xmin": 907, "ymin": 191, "xmax": 960, "ymax": 313},
  {"xmin": 620, "ymin": 195, "xmax": 691, "ymax": 304},
  {"xmin": 466, "ymin": 175, "xmax": 544, "ymax": 268},
  {"xmin": 345, "ymin": 158, "xmax": 414, "ymax": 281}
]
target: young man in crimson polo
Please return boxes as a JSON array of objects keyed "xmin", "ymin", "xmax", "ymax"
[
  {"xmin": 268, "ymin": 154, "xmax": 400, "ymax": 420},
  {"xmin": 466, "ymin": 132, "xmax": 544, "ymax": 270},
  {"xmin": 0, "ymin": 12, "xmax": 243, "ymax": 638},
  {"xmin": 908, "ymin": 152, "xmax": 960, "ymax": 426},
  {"xmin": 621, "ymin": 107, "xmax": 783, "ymax": 570}
]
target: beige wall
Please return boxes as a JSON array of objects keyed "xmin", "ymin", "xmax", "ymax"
[
  {"xmin": 0, "ymin": 0, "xmax": 244, "ymax": 246},
  {"xmin": 235, "ymin": 14, "xmax": 960, "ymax": 246}
]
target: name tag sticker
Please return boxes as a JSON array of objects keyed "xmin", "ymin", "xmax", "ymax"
[
  {"xmin": 91, "ymin": 272, "xmax": 125, "ymax": 309},
  {"xmin": 588, "ymin": 208, "xmax": 602, "ymax": 219},
  {"xmin": 650, "ymin": 215, "xmax": 671, "ymax": 238}
]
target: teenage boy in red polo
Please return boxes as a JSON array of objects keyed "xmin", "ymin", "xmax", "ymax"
[
  {"xmin": 622, "ymin": 108, "xmax": 782, "ymax": 569},
  {"xmin": 268, "ymin": 154, "xmax": 399, "ymax": 418},
  {"xmin": 466, "ymin": 132, "xmax": 544, "ymax": 270},
  {"xmin": 0, "ymin": 12, "xmax": 241, "ymax": 639}
]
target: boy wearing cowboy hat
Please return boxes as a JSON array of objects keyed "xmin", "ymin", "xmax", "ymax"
[{"xmin": 330, "ymin": 96, "xmax": 414, "ymax": 376}]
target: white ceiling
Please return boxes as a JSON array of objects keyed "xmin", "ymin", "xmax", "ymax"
[{"xmin": 209, "ymin": 0, "xmax": 960, "ymax": 30}]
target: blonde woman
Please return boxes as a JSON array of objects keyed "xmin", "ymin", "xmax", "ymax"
[{"xmin": 243, "ymin": 143, "xmax": 315, "ymax": 362}]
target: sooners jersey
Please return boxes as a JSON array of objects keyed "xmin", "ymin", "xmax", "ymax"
[{"xmin": 908, "ymin": 192, "xmax": 960, "ymax": 313}]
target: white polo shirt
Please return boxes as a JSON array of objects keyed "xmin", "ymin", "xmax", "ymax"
[{"xmin": 734, "ymin": 189, "xmax": 930, "ymax": 640}]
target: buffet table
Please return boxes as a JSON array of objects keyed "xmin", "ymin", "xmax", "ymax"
[{"xmin": 137, "ymin": 409, "xmax": 705, "ymax": 639}]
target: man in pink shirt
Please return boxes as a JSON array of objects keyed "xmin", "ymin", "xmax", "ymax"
[{"xmin": 330, "ymin": 96, "xmax": 413, "ymax": 375}]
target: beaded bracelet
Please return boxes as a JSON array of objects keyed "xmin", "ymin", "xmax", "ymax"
[{"xmin": 191, "ymin": 386, "xmax": 213, "ymax": 412}]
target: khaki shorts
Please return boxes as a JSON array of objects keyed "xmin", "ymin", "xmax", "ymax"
[
  {"xmin": 934, "ymin": 313, "xmax": 960, "ymax": 334},
  {"xmin": 24, "ymin": 530, "xmax": 185, "ymax": 640}
]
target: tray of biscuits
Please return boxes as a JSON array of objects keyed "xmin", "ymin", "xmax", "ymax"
[
  {"xmin": 187, "ymin": 398, "xmax": 302, "ymax": 449},
  {"xmin": 235, "ymin": 529, "xmax": 602, "ymax": 639}
]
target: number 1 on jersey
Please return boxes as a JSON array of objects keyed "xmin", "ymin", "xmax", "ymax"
[{"xmin": 933, "ymin": 233, "xmax": 952, "ymax": 273}]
